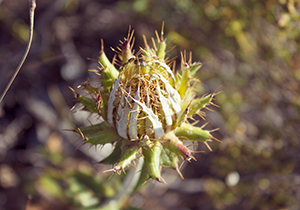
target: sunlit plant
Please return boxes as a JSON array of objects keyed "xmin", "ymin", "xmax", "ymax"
[{"xmin": 72, "ymin": 24, "xmax": 220, "ymax": 186}]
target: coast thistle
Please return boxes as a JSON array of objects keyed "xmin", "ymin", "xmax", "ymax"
[{"xmin": 72, "ymin": 24, "xmax": 220, "ymax": 184}]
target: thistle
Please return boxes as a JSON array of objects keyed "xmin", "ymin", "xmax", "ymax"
[{"xmin": 72, "ymin": 24, "xmax": 220, "ymax": 184}]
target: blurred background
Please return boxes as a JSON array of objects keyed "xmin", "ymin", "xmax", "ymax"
[{"xmin": 0, "ymin": 0, "xmax": 300, "ymax": 209}]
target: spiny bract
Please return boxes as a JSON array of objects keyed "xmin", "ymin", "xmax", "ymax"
[{"xmin": 72, "ymin": 24, "xmax": 219, "ymax": 184}]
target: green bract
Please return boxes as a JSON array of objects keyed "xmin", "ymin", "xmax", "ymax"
[{"xmin": 72, "ymin": 25, "xmax": 219, "ymax": 184}]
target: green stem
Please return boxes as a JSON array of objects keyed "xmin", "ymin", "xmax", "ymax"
[{"xmin": 99, "ymin": 157, "xmax": 144, "ymax": 210}]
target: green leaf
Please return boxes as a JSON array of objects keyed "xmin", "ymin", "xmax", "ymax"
[
  {"xmin": 142, "ymin": 140, "xmax": 163, "ymax": 182},
  {"xmin": 99, "ymin": 141, "xmax": 122, "ymax": 165},
  {"xmin": 175, "ymin": 123, "xmax": 211, "ymax": 142},
  {"xmin": 160, "ymin": 148, "xmax": 178, "ymax": 169},
  {"xmin": 77, "ymin": 95, "xmax": 98, "ymax": 113},
  {"xmin": 156, "ymin": 38, "xmax": 166, "ymax": 61},
  {"xmin": 77, "ymin": 122, "xmax": 120, "ymax": 146},
  {"xmin": 114, "ymin": 143, "xmax": 138, "ymax": 172},
  {"xmin": 188, "ymin": 94, "xmax": 212, "ymax": 116},
  {"xmin": 162, "ymin": 131, "xmax": 191, "ymax": 160},
  {"xmin": 189, "ymin": 62, "xmax": 203, "ymax": 76},
  {"xmin": 99, "ymin": 50, "xmax": 119, "ymax": 93},
  {"xmin": 178, "ymin": 65, "xmax": 190, "ymax": 99}
]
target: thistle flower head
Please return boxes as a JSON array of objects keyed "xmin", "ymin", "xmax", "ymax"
[{"xmin": 72, "ymin": 24, "xmax": 220, "ymax": 183}]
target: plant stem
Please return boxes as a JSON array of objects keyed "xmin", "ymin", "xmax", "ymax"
[
  {"xmin": 99, "ymin": 157, "xmax": 144, "ymax": 210},
  {"xmin": 0, "ymin": 0, "xmax": 36, "ymax": 104}
]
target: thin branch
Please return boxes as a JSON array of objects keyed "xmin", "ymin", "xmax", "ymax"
[{"xmin": 0, "ymin": 0, "xmax": 36, "ymax": 104}]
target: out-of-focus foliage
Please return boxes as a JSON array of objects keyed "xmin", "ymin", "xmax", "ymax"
[
  {"xmin": 0, "ymin": 0, "xmax": 299, "ymax": 209},
  {"xmin": 34, "ymin": 138, "xmax": 124, "ymax": 209}
]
